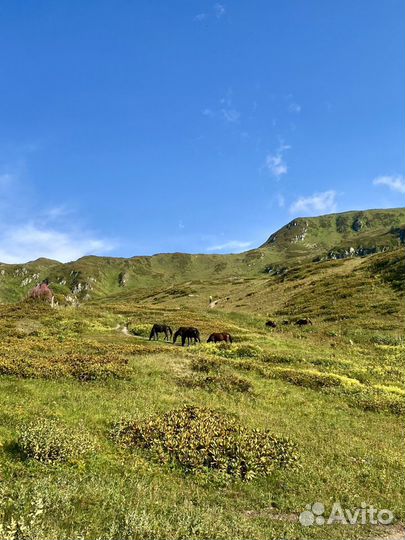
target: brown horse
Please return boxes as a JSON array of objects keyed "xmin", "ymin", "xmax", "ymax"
[
  {"xmin": 149, "ymin": 324, "xmax": 173, "ymax": 341},
  {"xmin": 207, "ymin": 332, "xmax": 232, "ymax": 343},
  {"xmin": 173, "ymin": 327, "xmax": 201, "ymax": 346}
]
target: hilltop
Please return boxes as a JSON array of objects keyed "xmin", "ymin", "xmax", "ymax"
[{"xmin": 261, "ymin": 207, "xmax": 404, "ymax": 255}]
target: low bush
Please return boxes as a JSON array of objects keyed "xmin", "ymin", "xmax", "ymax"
[
  {"xmin": 0, "ymin": 494, "xmax": 52, "ymax": 540},
  {"xmin": 345, "ymin": 388, "xmax": 405, "ymax": 416},
  {"xmin": 0, "ymin": 338, "xmax": 132, "ymax": 380},
  {"xmin": 128, "ymin": 323, "xmax": 151, "ymax": 338},
  {"xmin": 63, "ymin": 354, "xmax": 130, "ymax": 381},
  {"xmin": 264, "ymin": 367, "xmax": 405, "ymax": 416},
  {"xmin": 262, "ymin": 353, "xmax": 297, "ymax": 364},
  {"xmin": 271, "ymin": 368, "xmax": 347, "ymax": 389},
  {"xmin": 0, "ymin": 353, "xmax": 130, "ymax": 381},
  {"xmin": 113, "ymin": 406, "xmax": 299, "ymax": 480},
  {"xmin": 190, "ymin": 356, "xmax": 221, "ymax": 373},
  {"xmin": 18, "ymin": 418, "xmax": 95, "ymax": 464},
  {"xmin": 372, "ymin": 334, "xmax": 404, "ymax": 346}
]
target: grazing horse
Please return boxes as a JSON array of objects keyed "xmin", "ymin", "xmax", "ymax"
[
  {"xmin": 265, "ymin": 320, "xmax": 277, "ymax": 328},
  {"xmin": 149, "ymin": 324, "xmax": 173, "ymax": 341},
  {"xmin": 207, "ymin": 332, "xmax": 232, "ymax": 343},
  {"xmin": 173, "ymin": 326, "xmax": 201, "ymax": 346},
  {"xmin": 295, "ymin": 318, "xmax": 313, "ymax": 326}
]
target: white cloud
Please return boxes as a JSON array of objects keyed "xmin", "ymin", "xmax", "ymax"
[
  {"xmin": 266, "ymin": 154, "xmax": 287, "ymax": 177},
  {"xmin": 0, "ymin": 155, "xmax": 114, "ymax": 263},
  {"xmin": 195, "ymin": 4, "xmax": 225, "ymax": 23},
  {"xmin": 265, "ymin": 143, "xmax": 290, "ymax": 179},
  {"xmin": 289, "ymin": 190, "xmax": 337, "ymax": 215},
  {"xmin": 276, "ymin": 193, "xmax": 285, "ymax": 208},
  {"xmin": 220, "ymin": 90, "xmax": 240, "ymax": 123},
  {"xmin": 373, "ymin": 174, "xmax": 405, "ymax": 194},
  {"xmin": 207, "ymin": 240, "xmax": 252, "ymax": 252},
  {"xmin": 204, "ymin": 91, "xmax": 240, "ymax": 123},
  {"xmin": 0, "ymin": 169, "xmax": 113, "ymax": 263},
  {"xmin": 214, "ymin": 3, "xmax": 225, "ymax": 18},
  {"xmin": 202, "ymin": 107, "xmax": 214, "ymax": 117},
  {"xmin": 288, "ymin": 102, "xmax": 301, "ymax": 114},
  {"xmin": 221, "ymin": 108, "xmax": 240, "ymax": 123},
  {"xmin": 0, "ymin": 223, "xmax": 113, "ymax": 264}
]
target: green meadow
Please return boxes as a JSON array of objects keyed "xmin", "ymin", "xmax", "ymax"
[{"xmin": 0, "ymin": 209, "xmax": 404, "ymax": 539}]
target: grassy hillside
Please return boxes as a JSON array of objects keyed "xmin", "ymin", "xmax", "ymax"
[
  {"xmin": 0, "ymin": 208, "xmax": 403, "ymax": 305},
  {"xmin": 261, "ymin": 208, "xmax": 404, "ymax": 252},
  {"xmin": 0, "ymin": 276, "xmax": 403, "ymax": 539},
  {"xmin": 0, "ymin": 208, "xmax": 404, "ymax": 539}
]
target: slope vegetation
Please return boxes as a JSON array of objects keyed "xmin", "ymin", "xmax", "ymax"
[{"xmin": 0, "ymin": 208, "xmax": 403, "ymax": 539}]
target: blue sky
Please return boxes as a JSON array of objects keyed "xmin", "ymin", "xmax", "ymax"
[{"xmin": 0, "ymin": 0, "xmax": 403, "ymax": 262}]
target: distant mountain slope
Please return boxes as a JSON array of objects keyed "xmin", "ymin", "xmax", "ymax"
[
  {"xmin": 0, "ymin": 207, "xmax": 403, "ymax": 304},
  {"xmin": 260, "ymin": 208, "xmax": 404, "ymax": 255}
]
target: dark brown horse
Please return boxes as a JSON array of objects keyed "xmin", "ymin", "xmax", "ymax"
[
  {"xmin": 207, "ymin": 332, "xmax": 233, "ymax": 343},
  {"xmin": 149, "ymin": 324, "xmax": 173, "ymax": 341},
  {"xmin": 295, "ymin": 318, "xmax": 313, "ymax": 326},
  {"xmin": 265, "ymin": 320, "xmax": 277, "ymax": 328},
  {"xmin": 173, "ymin": 326, "xmax": 200, "ymax": 346}
]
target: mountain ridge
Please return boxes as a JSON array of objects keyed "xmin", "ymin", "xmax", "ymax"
[{"xmin": 0, "ymin": 207, "xmax": 403, "ymax": 304}]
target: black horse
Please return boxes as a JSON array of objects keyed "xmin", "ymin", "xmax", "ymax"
[
  {"xmin": 265, "ymin": 320, "xmax": 277, "ymax": 328},
  {"xmin": 149, "ymin": 324, "xmax": 173, "ymax": 341},
  {"xmin": 173, "ymin": 326, "xmax": 201, "ymax": 346},
  {"xmin": 295, "ymin": 318, "xmax": 313, "ymax": 326}
]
